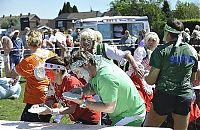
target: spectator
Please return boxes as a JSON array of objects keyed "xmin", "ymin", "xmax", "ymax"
[
  {"xmin": 20, "ymin": 27, "xmax": 30, "ymax": 50},
  {"xmin": 65, "ymin": 52, "xmax": 146, "ymax": 126},
  {"xmin": 136, "ymin": 30, "xmax": 146, "ymax": 46},
  {"xmin": 143, "ymin": 18, "xmax": 198, "ymax": 130},
  {"xmin": 1, "ymin": 36, "xmax": 21, "ymax": 100},
  {"xmin": 0, "ymin": 77, "xmax": 21, "ymax": 99},
  {"xmin": 38, "ymin": 56, "xmax": 100, "ymax": 125},
  {"xmin": 55, "ymin": 30, "xmax": 67, "ymax": 59},
  {"xmin": 127, "ymin": 32, "xmax": 160, "ymax": 112},
  {"xmin": 9, "ymin": 30, "xmax": 24, "ymax": 69},
  {"xmin": 119, "ymin": 30, "xmax": 137, "ymax": 47},
  {"xmin": 189, "ymin": 30, "xmax": 200, "ymax": 46},
  {"xmin": 7, "ymin": 30, "xmax": 56, "ymax": 122},
  {"xmin": 66, "ymin": 29, "xmax": 74, "ymax": 47},
  {"xmin": 185, "ymin": 28, "xmax": 190, "ymax": 35},
  {"xmin": 72, "ymin": 29, "xmax": 81, "ymax": 47},
  {"xmin": 49, "ymin": 29, "xmax": 60, "ymax": 56}
]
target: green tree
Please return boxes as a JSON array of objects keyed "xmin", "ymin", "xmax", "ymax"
[
  {"xmin": 65, "ymin": 2, "xmax": 73, "ymax": 13},
  {"xmin": 58, "ymin": 9, "xmax": 62, "ymax": 16},
  {"xmin": 173, "ymin": 1, "xmax": 200, "ymax": 19},
  {"xmin": 162, "ymin": 0, "xmax": 171, "ymax": 18},
  {"xmin": 72, "ymin": 5, "xmax": 78, "ymax": 13},
  {"xmin": 58, "ymin": 2, "xmax": 78, "ymax": 15},
  {"xmin": 1, "ymin": 20, "xmax": 9, "ymax": 29},
  {"xmin": 110, "ymin": 0, "xmax": 165, "ymax": 38},
  {"xmin": 0, "ymin": 17, "xmax": 19, "ymax": 29}
]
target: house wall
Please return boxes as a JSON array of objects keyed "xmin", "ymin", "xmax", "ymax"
[{"xmin": 55, "ymin": 20, "xmax": 74, "ymax": 30}]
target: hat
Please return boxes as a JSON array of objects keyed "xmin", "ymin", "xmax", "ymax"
[{"xmin": 10, "ymin": 30, "xmax": 20, "ymax": 36}]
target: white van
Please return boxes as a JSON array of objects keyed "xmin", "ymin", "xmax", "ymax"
[{"xmin": 74, "ymin": 16, "xmax": 150, "ymax": 43}]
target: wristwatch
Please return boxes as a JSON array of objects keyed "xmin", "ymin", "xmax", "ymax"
[{"xmin": 80, "ymin": 99, "xmax": 87, "ymax": 108}]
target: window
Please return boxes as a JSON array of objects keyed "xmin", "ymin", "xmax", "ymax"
[{"xmin": 57, "ymin": 21, "xmax": 63, "ymax": 28}]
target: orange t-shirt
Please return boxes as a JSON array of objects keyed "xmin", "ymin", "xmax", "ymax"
[{"xmin": 16, "ymin": 50, "xmax": 55, "ymax": 104}]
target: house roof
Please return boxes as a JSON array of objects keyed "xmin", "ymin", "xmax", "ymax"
[
  {"xmin": 20, "ymin": 14, "xmax": 40, "ymax": 20},
  {"xmin": 55, "ymin": 11, "xmax": 103, "ymax": 20}
]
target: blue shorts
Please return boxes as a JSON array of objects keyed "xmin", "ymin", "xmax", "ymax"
[{"xmin": 152, "ymin": 90, "xmax": 192, "ymax": 116}]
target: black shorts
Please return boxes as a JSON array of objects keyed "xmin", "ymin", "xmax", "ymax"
[
  {"xmin": 20, "ymin": 103, "xmax": 52, "ymax": 122},
  {"xmin": 152, "ymin": 91, "xmax": 192, "ymax": 116}
]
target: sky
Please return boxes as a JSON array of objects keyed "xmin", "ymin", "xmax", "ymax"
[{"xmin": 0, "ymin": 0, "xmax": 199, "ymax": 19}]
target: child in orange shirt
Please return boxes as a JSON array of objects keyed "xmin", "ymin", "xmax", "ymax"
[{"xmin": 10, "ymin": 30, "xmax": 56, "ymax": 122}]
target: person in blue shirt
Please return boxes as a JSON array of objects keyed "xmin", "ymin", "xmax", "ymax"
[{"xmin": 9, "ymin": 30, "xmax": 24, "ymax": 69}]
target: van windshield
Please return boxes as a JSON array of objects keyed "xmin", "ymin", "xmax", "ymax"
[{"xmin": 97, "ymin": 23, "xmax": 144, "ymax": 42}]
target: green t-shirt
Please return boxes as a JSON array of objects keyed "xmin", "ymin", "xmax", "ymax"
[
  {"xmin": 150, "ymin": 42, "xmax": 198, "ymax": 97},
  {"xmin": 90, "ymin": 59, "xmax": 145, "ymax": 125}
]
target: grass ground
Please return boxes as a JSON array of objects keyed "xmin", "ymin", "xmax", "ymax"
[
  {"xmin": 0, "ymin": 78, "xmax": 71, "ymax": 123},
  {"xmin": 0, "ymin": 81, "xmax": 25, "ymax": 121}
]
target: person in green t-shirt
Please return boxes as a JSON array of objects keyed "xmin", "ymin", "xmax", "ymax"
[
  {"xmin": 64, "ymin": 52, "xmax": 146, "ymax": 126},
  {"xmin": 143, "ymin": 18, "xmax": 198, "ymax": 130}
]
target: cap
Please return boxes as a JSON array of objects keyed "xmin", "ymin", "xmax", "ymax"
[{"xmin": 10, "ymin": 30, "xmax": 20, "ymax": 36}]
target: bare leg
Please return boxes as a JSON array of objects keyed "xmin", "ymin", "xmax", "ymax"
[
  {"xmin": 172, "ymin": 113, "xmax": 190, "ymax": 130},
  {"xmin": 143, "ymin": 105, "xmax": 167, "ymax": 127}
]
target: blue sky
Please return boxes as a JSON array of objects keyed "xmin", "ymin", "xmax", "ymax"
[{"xmin": 0, "ymin": 0, "xmax": 199, "ymax": 19}]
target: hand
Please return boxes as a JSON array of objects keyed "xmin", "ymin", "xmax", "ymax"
[
  {"xmin": 134, "ymin": 67, "xmax": 144, "ymax": 78},
  {"xmin": 64, "ymin": 97, "xmax": 83, "ymax": 105}
]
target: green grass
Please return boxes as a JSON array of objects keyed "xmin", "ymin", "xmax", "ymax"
[
  {"xmin": 0, "ymin": 81, "xmax": 25, "ymax": 121},
  {"xmin": 0, "ymin": 78, "xmax": 72, "ymax": 123}
]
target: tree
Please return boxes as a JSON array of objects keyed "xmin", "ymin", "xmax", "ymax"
[
  {"xmin": 173, "ymin": 1, "xmax": 200, "ymax": 19},
  {"xmin": 65, "ymin": 2, "xmax": 73, "ymax": 13},
  {"xmin": 72, "ymin": 5, "xmax": 78, "ymax": 13},
  {"xmin": 58, "ymin": 9, "xmax": 62, "ymax": 16},
  {"xmin": 162, "ymin": 0, "xmax": 171, "ymax": 18},
  {"xmin": 0, "ymin": 17, "xmax": 19, "ymax": 29},
  {"xmin": 110, "ymin": 0, "xmax": 165, "ymax": 38},
  {"xmin": 58, "ymin": 2, "xmax": 78, "ymax": 15},
  {"xmin": 1, "ymin": 20, "xmax": 9, "ymax": 29}
]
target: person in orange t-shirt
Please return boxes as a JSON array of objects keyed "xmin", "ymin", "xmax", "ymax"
[
  {"xmin": 39, "ymin": 56, "xmax": 100, "ymax": 125},
  {"xmin": 10, "ymin": 30, "xmax": 56, "ymax": 122}
]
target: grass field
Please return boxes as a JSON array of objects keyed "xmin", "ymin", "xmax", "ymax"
[
  {"xmin": 0, "ymin": 79, "xmax": 71, "ymax": 123},
  {"xmin": 0, "ymin": 81, "xmax": 25, "ymax": 121}
]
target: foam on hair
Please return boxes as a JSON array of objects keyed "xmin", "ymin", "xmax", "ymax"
[{"xmin": 80, "ymin": 28, "xmax": 95, "ymax": 41}]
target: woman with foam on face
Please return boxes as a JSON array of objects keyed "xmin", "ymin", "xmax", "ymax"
[{"xmin": 38, "ymin": 56, "xmax": 100, "ymax": 125}]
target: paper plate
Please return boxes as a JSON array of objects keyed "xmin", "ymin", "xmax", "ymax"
[
  {"xmin": 193, "ymin": 86, "xmax": 200, "ymax": 90},
  {"xmin": 62, "ymin": 92, "xmax": 81, "ymax": 100},
  {"xmin": 28, "ymin": 107, "xmax": 47, "ymax": 114}
]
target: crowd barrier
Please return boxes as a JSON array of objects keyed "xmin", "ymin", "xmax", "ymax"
[{"xmin": 0, "ymin": 44, "xmax": 200, "ymax": 76}]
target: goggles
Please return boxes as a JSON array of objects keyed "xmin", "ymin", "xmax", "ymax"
[{"xmin": 45, "ymin": 63, "xmax": 65, "ymax": 70}]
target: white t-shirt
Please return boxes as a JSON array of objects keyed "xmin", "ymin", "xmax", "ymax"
[
  {"xmin": 49, "ymin": 35, "xmax": 57, "ymax": 43},
  {"xmin": 104, "ymin": 43, "xmax": 127, "ymax": 65}
]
